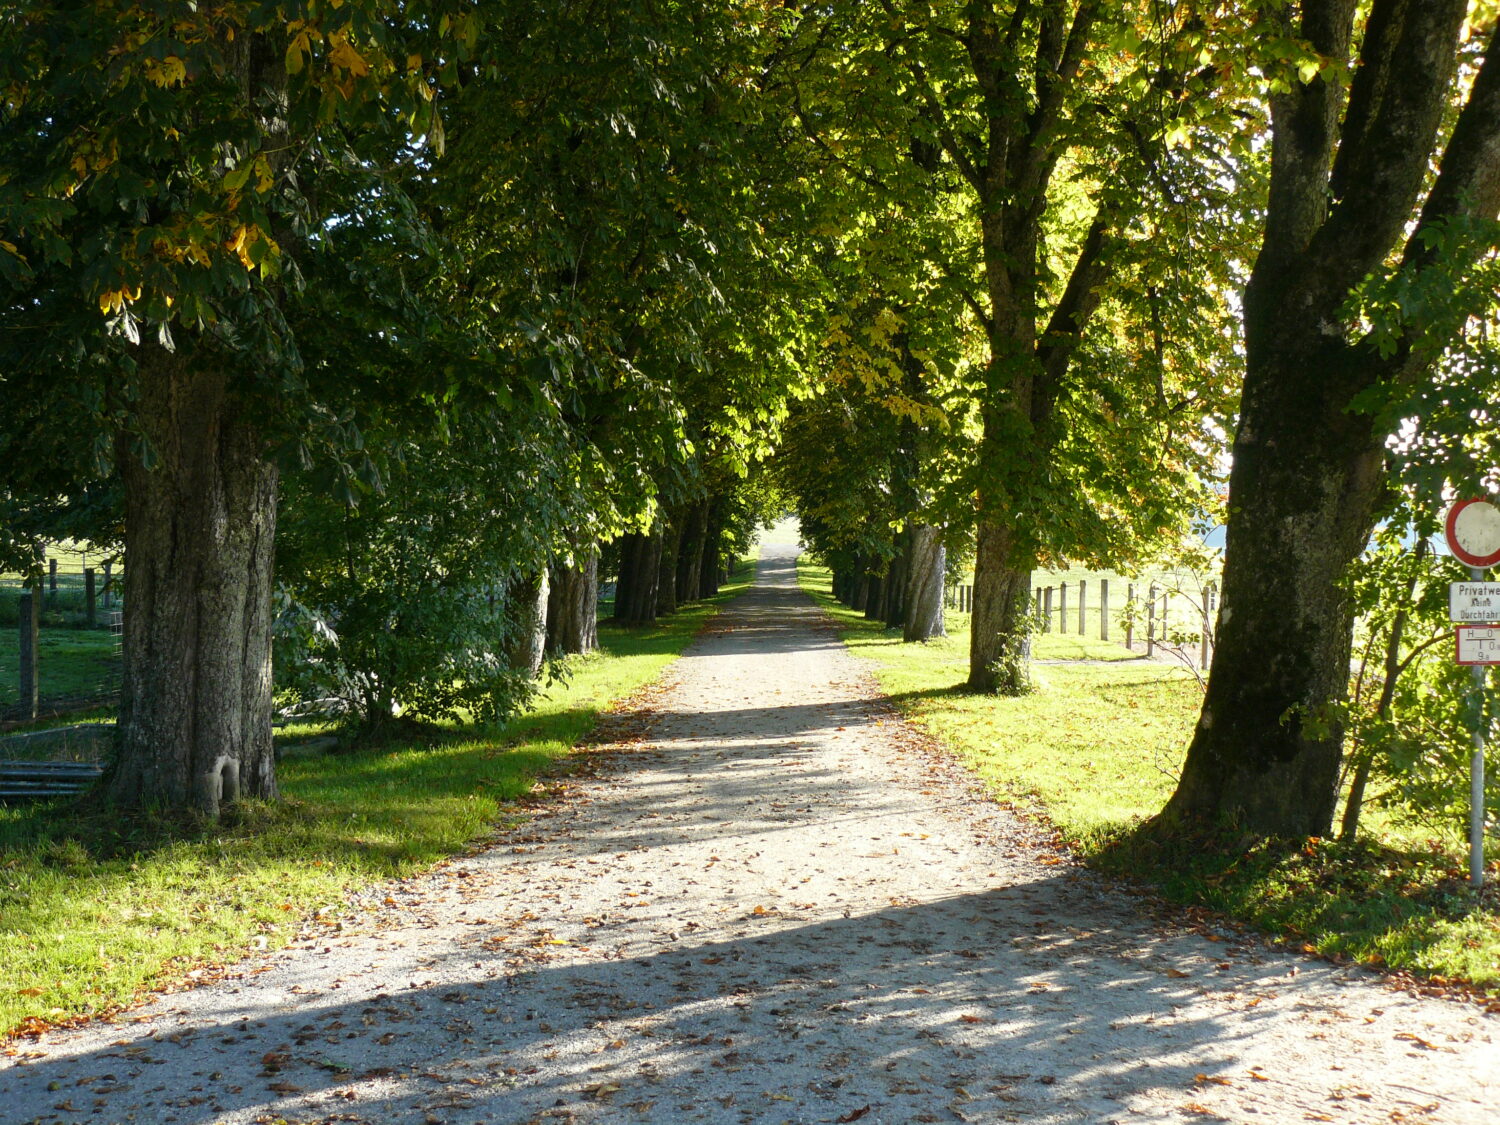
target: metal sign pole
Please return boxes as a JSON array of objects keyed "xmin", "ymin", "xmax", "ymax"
[{"xmin": 1470, "ymin": 565, "xmax": 1488, "ymax": 889}]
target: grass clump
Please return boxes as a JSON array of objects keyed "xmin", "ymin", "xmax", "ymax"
[
  {"xmin": 0, "ymin": 561, "xmax": 753, "ymax": 1038},
  {"xmin": 799, "ymin": 559, "xmax": 1500, "ymax": 994}
]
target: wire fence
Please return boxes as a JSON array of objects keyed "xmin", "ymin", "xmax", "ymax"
[{"xmin": 1, "ymin": 548, "xmax": 124, "ymax": 723}]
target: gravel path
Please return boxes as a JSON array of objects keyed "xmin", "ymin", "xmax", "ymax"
[{"xmin": 3, "ymin": 542, "xmax": 1498, "ymax": 1125}]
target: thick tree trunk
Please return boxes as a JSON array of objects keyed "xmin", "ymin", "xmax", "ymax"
[
  {"xmin": 504, "ymin": 567, "xmax": 550, "ymax": 679},
  {"xmin": 106, "ymin": 354, "xmax": 278, "ymax": 816},
  {"xmin": 864, "ymin": 570, "xmax": 883, "ymax": 621},
  {"xmin": 1157, "ymin": 2, "xmax": 1490, "ymax": 839},
  {"xmin": 832, "ymin": 567, "xmax": 852, "ymax": 605},
  {"xmin": 547, "ymin": 548, "xmax": 598, "ymax": 656},
  {"xmin": 699, "ymin": 501, "xmax": 723, "ymax": 598},
  {"xmin": 614, "ymin": 531, "xmax": 661, "ymax": 626},
  {"xmin": 656, "ymin": 515, "xmax": 682, "ymax": 617},
  {"xmin": 883, "ymin": 534, "xmax": 908, "ymax": 628},
  {"xmin": 676, "ymin": 500, "xmax": 708, "ymax": 604},
  {"xmin": 851, "ymin": 568, "xmax": 870, "ymax": 612},
  {"xmin": 1161, "ymin": 339, "xmax": 1384, "ymax": 836},
  {"xmin": 967, "ymin": 518, "xmax": 1033, "ymax": 694},
  {"xmin": 903, "ymin": 524, "xmax": 946, "ymax": 642}
]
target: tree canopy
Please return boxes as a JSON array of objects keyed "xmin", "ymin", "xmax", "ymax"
[{"xmin": 3, "ymin": 0, "xmax": 1499, "ymax": 845}]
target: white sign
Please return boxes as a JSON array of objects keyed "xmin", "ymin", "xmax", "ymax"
[
  {"xmin": 1450, "ymin": 581, "xmax": 1500, "ymax": 622},
  {"xmin": 1456, "ymin": 625, "xmax": 1500, "ymax": 666}
]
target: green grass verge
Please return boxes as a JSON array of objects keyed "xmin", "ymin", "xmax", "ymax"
[
  {"xmin": 800, "ymin": 559, "xmax": 1500, "ymax": 994},
  {"xmin": 0, "ymin": 559, "xmax": 754, "ymax": 1038},
  {"xmin": 0, "ymin": 628, "xmax": 120, "ymax": 711}
]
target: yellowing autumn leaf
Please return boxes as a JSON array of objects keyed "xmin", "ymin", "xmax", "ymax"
[
  {"xmin": 145, "ymin": 55, "xmax": 187, "ymax": 87},
  {"xmin": 285, "ymin": 30, "xmax": 311, "ymax": 75},
  {"xmin": 329, "ymin": 35, "xmax": 370, "ymax": 77}
]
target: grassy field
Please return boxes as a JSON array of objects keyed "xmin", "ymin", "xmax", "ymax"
[
  {"xmin": 0, "ymin": 628, "xmax": 120, "ymax": 712},
  {"xmin": 801, "ymin": 559, "xmax": 1500, "ymax": 995},
  {"xmin": 0, "ymin": 559, "xmax": 754, "ymax": 1038}
]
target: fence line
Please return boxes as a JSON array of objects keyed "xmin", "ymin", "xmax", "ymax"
[
  {"xmin": 948, "ymin": 575, "xmax": 1218, "ymax": 671},
  {"xmin": 4, "ymin": 549, "xmax": 124, "ymax": 721}
]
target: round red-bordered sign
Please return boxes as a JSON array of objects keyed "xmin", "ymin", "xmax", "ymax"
[{"xmin": 1446, "ymin": 498, "xmax": 1500, "ymax": 568}]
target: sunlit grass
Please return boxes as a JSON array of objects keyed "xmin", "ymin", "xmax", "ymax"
[
  {"xmin": 0, "ymin": 560, "xmax": 754, "ymax": 1037},
  {"xmin": 801, "ymin": 559, "xmax": 1500, "ymax": 993}
]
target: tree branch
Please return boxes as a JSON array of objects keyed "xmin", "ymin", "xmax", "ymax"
[
  {"xmin": 1313, "ymin": 0, "xmax": 1467, "ymax": 288},
  {"xmin": 1034, "ymin": 205, "xmax": 1112, "ymax": 411},
  {"xmin": 1407, "ymin": 19, "xmax": 1500, "ymax": 263}
]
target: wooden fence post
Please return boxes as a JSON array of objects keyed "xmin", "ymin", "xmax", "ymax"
[
  {"xmin": 1058, "ymin": 582, "xmax": 1067, "ymax": 635},
  {"xmin": 85, "ymin": 567, "xmax": 97, "ymax": 628},
  {"xmin": 47, "ymin": 558, "xmax": 58, "ymax": 606},
  {"xmin": 103, "ymin": 561, "xmax": 113, "ymax": 609},
  {"xmin": 18, "ymin": 587, "xmax": 39, "ymax": 720},
  {"xmin": 1100, "ymin": 579, "xmax": 1109, "ymax": 642},
  {"xmin": 1043, "ymin": 586, "xmax": 1053, "ymax": 632},
  {"xmin": 1077, "ymin": 580, "xmax": 1086, "ymax": 635},
  {"xmin": 1146, "ymin": 584, "xmax": 1157, "ymax": 657},
  {"xmin": 1125, "ymin": 584, "xmax": 1134, "ymax": 648}
]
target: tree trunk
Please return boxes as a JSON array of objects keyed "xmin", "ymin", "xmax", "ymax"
[
  {"xmin": 547, "ymin": 548, "xmax": 598, "ymax": 656},
  {"xmin": 967, "ymin": 518, "xmax": 1033, "ymax": 694},
  {"xmin": 676, "ymin": 499, "xmax": 708, "ymax": 604},
  {"xmin": 656, "ymin": 514, "xmax": 682, "ymax": 617},
  {"xmin": 1158, "ymin": 2, "xmax": 1491, "ymax": 839},
  {"xmin": 106, "ymin": 354, "xmax": 278, "ymax": 816},
  {"xmin": 832, "ymin": 567, "xmax": 852, "ymax": 605},
  {"xmin": 614, "ymin": 531, "xmax": 661, "ymax": 626},
  {"xmin": 699, "ymin": 501, "xmax": 723, "ymax": 598},
  {"xmin": 1162, "ymin": 344, "xmax": 1384, "ymax": 835},
  {"xmin": 505, "ymin": 567, "xmax": 550, "ymax": 679},
  {"xmin": 883, "ymin": 533, "xmax": 908, "ymax": 628},
  {"xmin": 903, "ymin": 524, "xmax": 946, "ymax": 642},
  {"xmin": 864, "ymin": 570, "xmax": 883, "ymax": 621}
]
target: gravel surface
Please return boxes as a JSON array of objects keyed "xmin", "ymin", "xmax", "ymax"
[{"xmin": 3, "ymin": 542, "xmax": 1497, "ymax": 1125}]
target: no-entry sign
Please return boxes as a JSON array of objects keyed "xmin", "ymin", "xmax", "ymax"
[{"xmin": 1445, "ymin": 498, "xmax": 1500, "ymax": 568}]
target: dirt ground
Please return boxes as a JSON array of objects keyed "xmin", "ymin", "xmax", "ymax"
[{"xmin": 2, "ymin": 542, "xmax": 1497, "ymax": 1125}]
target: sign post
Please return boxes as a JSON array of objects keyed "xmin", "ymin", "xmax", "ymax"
[{"xmin": 1446, "ymin": 498, "xmax": 1500, "ymax": 889}]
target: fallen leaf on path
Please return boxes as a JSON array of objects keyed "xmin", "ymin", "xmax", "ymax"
[
  {"xmin": 837, "ymin": 1107, "xmax": 872, "ymax": 1123},
  {"xmin": 1394, "ymin": 1032, "xmax": 1438, "ymax": 1050},
  {"xmin": 1194, "ymin": 1073, "xmax": 1233, "ymax": 1086},
  {"xmin": 1165, "ymin": 968, "xmax": 1191, "ymax": 979}
]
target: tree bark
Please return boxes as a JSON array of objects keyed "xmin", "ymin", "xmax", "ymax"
[
  {"xmin": 863, "ymin": 569, "xmax": 883, "ymax": 621},
  {"xmin": 1160, "ymin": 1, "xmax": 1489, "ymax": 837},
  {"xmin": 106, "ymin": 351, "xmax": 278, "ymax": 816},
  {"xmin": 656, "ymin": 513, "xmax": 682, "ymax": 617},
  {"xmin": 903, "ymin": 524, "xmax": 946, "ymax": 641},
  {"xmin": 883, "ymin": 533, "xmax": 908, "ymax": 628},
  {"xmin": 614, "ymin": 531, "xmax": 661, "ymax": 625},
  {"xmin": 699, "ymin": 500, "xmax": 724, "ymax": 597},
  {"xmin": 967, "ymin": 519, "xmax": 1033, "ymax": 694},
  {"xmin": 547, "ymin": 547, "xmax": 599, "ymax": 656},
  {"xmin": 505, "ymin": 567, "xmax": 550, "ymax": 679},
  {"xmin": 676, "ymin": 499, "xmax": 708, "ymax": 603},
  {"xmin": 851, "ymin": 567, "xmax": 870, "ymax": 612}
]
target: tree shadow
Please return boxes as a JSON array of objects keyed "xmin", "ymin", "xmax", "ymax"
[{"xmin": 0, "ymin": 877, "xmax": 1354, "ymax": 1125}]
